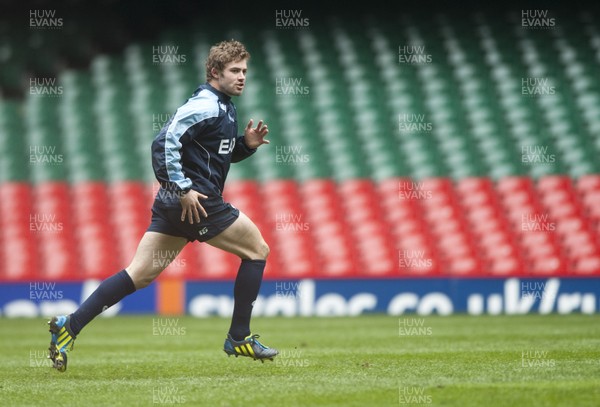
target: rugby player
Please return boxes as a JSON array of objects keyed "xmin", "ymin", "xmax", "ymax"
[{"xmin": 47, "ymin": 40, "xmax": 278, "ymax": 372}]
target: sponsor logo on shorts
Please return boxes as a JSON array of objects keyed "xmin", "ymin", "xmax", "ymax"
[{"xmin": 198, "ymin": 227, "xmax": 209, "ymax": 236}]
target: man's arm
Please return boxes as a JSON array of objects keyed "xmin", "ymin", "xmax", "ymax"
[
  {"xmin": 152, "ymin": 119, "xmax": 194, "ymax": 194},
  {"xmin": 152, "ymin": 144, "xmax": 191, "ymax": 194},
  {"xmin": 231, "ymin": 135, "xmax": 257, "ymax": 163},
  {"xmin": 151, "ymin": 99, "xmax": 218, "ymax": 223},
  {"xmin": 152, "ymin": 97, "xmax": 217, "ymax": 192}
]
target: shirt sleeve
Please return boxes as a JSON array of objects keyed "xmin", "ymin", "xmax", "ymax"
[
  {"xmin": 231, "ymin": 135, "xmax": 257, "ymax": 163},
  {"xmin": 151, "ymin": 95, "xmax": 218, "ymax": 191}
]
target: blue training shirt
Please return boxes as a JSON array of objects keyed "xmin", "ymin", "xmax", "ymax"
[{"xmin": 151, "ymin": 83, "xmax": 256, "ymax": 206}]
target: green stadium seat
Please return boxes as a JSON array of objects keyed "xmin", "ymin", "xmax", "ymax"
[{"xmin": 0, "ymin": 100, "xmax": 29, "ymax": 182}]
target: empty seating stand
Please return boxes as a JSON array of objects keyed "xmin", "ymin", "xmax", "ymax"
[{"xmin": 1, "ymin": 7, "xmax": 600, "ymax": 281}]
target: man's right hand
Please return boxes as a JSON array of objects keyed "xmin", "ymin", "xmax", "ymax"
[{"xmin": 180, "ymin": 190, "xmax": 208, "ymax": 224}]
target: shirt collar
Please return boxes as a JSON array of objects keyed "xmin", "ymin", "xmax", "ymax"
[{"xmin": 205, "ymin": 82, "xmax": 231, "ymax": 102}]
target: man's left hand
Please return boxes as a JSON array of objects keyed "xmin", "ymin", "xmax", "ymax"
[{"xmin": 244, "ymin": 119, "xmax": 270, "ymax": 149}]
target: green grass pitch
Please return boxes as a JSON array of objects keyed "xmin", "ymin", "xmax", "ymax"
[{"xmin": 2, "ymin": 314, "xmax": 599, "ymax": 406}]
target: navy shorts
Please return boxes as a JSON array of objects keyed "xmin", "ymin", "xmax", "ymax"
[{"xmin": 147, "ymin": 196, "xmax": 239, "ymax": 242}]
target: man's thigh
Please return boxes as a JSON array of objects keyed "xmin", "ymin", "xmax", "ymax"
[{"xmin": 206, "ymin": 211, "xmax": 269, "ymax": 260}]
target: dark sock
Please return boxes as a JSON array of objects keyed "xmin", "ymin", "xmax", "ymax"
[
  {"xmin": 229, "ymin": 259, "xmax": 265, "ymax": 341},
  {"xmin": 69, "ymin": 270, "xmax": 136, "ymax": 336}
]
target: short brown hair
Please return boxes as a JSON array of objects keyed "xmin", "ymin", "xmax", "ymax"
[{"xmin": 205, "ymin": 40, "xmax": 250, "ymax": 81}]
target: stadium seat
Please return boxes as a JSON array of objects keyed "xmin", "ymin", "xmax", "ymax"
[
  {"xmin": 0, "ymin": 183, "xmax": 38, "ymax": 280},
  {"xmin": 576, "ymin": 174, "xmax": 600, "ymax": 194},
  {"xmin": 108, "ymin": 182, "xmax": 150, "ymax": 266},
  {"xmin": 72, "ymin": 182, "xmax": 118, "ymax": 278}
]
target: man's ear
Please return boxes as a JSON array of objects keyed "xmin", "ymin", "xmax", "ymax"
[{"xmin": 210, "ymin": 68, "xmax": 220, "ymax": 80}]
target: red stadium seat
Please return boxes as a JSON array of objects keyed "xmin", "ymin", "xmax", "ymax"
[
  {"xmin": 0, "ymin": 183, "xmax": 33, "ymax": 218},
  {"xmin": 384, "ymin": 202, "xmax": 421, "ymax": 226},
  {"xmin": 393, "ymin": 217, "xmax": 428, "ymax": 239},
  {"xmin": 0, "ymin": 183, "xmax": 38, "ymax": 280},
  {"xmin": 496, "ymin": 176, "xmax": 535, "ymax": 195},
  {"xmin": 436, "ymin": 231, "xmax": 476, "ymax": 259},
  {"xmin": 338, "ymin": 178, "xmax": 399, "ymax": 277},
  {"xmin": 72, "ymin": 182, "xmax": 118, "ymax": 278},
  {"xmin": 554, "ymin": 217, "xmax": 585, "ymax": 235},
  {"xmin": 2, "ymin": 238, "xmax": 38, "ymax": 281},
  {"xmin": 488, "ymin": 257, "xmax": 523, "ymax": 275},
  {"xmin": 561, "ymin": 231, "xmax": 595, "ymax": 252},
  {"xmin": 160, "ymin": 243, "xmax": 200, "ymax": 280},
  {"xmin": 224, "ymin": 179, "xmax": 261, "ymax": 198},
  {"xmin": 478, "ymin": 231, "xmax": 515, "ymax": 254},
  {"xmin": 539, "ymin": 188, "xmax": 573, "ymax": 206},
  {"xmin": 419, "ymin": 177, "xmax": 453, "ymax": 194},
  {"xmin": 537, "ymin": 175, "xmax": 572, "ymax": 193},
  {"xmin": 31, "ymin": 182, "xmax": 79, "ymax": 280},
  {"xmin": 224, "ymin": 180, "xmax": 263, "ymax": 219},
  {"xmin": 565, "ymin": 239, "xmax": 598, "ymax": 260},
  {"xmin": 301, "ymin": 178, "xmax": 338, "ymax": 196},
  {"xmin": 525, "ymin": 242, "xmax": 560, "ymax": 259},
  {"xmin": 431, "ymin": 217, "xmax": 464, "ymax": 237},
  {"xmin": 545, "ymin": 202, "xmax": 578, "ymax": 221},
  {"xmin": 446, "ymin": 256, "xmax": 481, "ymax": 276},
  {"xmin": 317, "ymin": 240, "xmax": 356, "ymax": 276},
  {"xmin": 109, "ymin": 181, "xmax": 150, "ymax": 265},
  {"xmin": 501, "ymin": 189, "xmax": 537, "ymax": 209},
  {"xmin": 456, "ymin": 177, "xmax": 494, "ymax": 195},
  {"xmin": 197, "ymin": 243, "xmax": 239, "ymax": 279},
  {"xmin": 576, "ymin": 174, "xmax": 600, "ymax": 194},
  {"xmin": 319, "ymin": 254, "xmax": 356, "ymax": 277},
  {"xmin": 398, "ymin": 252, "xmax": 439, "ymax": 276},
  {"xmin": 497, "ymin": 173, "xmax": 594, "ymax": 276},
  {"xmin": 72, "ymin": 182, "xmax": 112, "ymax": 221},
  {"xmin": 459, "ymin": 188, "xmax": 496, "ymax": 209},
  {"xmin": 529, "ymin": 256, "xmax": 565, "ymax": 275},
  {"xmin": 378, "ymin": 177, "xmax": 407, "ymax": 193},
  {"xmin": 580, "ymin": 190, "xmax": 600, "ymax": 222},
  {"xmin": 339, "ymin": 178, "xmax": 376, "ymax": 196},
  {"xmin": 572, "ymin": 255, "xmax": 600, "ymax": 274},
  {"xmin": 261, "ymin": 179, "xmax": 299, "ymax": 199}
]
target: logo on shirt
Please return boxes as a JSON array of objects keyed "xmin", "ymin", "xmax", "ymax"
[{"xmin": 218, "ymin": 138, "xmax": 236, "ymax": 154}]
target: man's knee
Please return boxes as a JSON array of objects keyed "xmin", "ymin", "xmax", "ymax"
[
  {"xmin": 257, "ymin": 240, "xmax": 270, "ymax": 260},
  {"xmin": 125, "ymin": 267, "xmax": 156, "ymax": 290},
  {"xmin": 245, "ymin": 239, "xmax": 269, "ymax": 260}
]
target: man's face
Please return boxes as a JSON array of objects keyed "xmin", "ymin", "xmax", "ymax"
[{"xmin": 212, "ymin": 59, "xmax": 247, "ymax": 96}]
